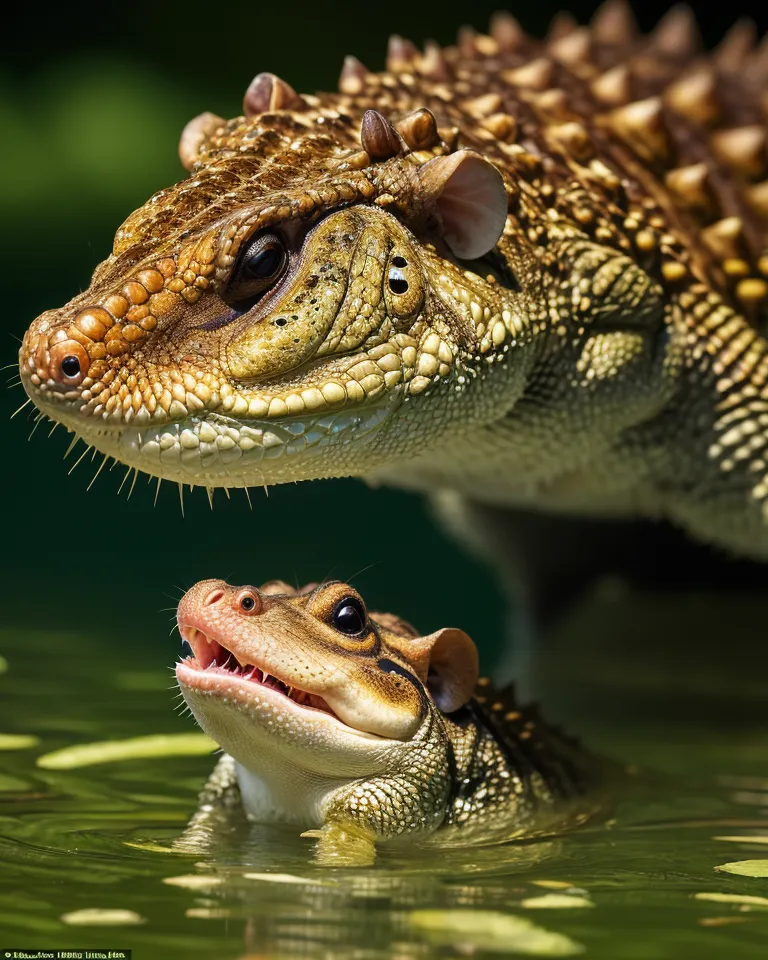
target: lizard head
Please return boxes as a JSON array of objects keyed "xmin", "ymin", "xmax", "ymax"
[
  {"xmin": 19, "ymin": 72, "xmax": 513, "ymax": 489},
  {"xmin": 175, "ymin": 577, "xmax": 478, "ymax": 782}
]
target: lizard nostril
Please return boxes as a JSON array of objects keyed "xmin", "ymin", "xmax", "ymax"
[{"xmin": 204, "ymin": 588, "xmax": 225, "ymax": 606}]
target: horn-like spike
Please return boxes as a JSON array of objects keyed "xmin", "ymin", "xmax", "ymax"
[
  {"xmin": 457, "ymin": 25, "xmax": 479, "ymax": 58},
  {"xmin": 746, "ymin": 181, "xmax": 768, "ymax": 218},
  {"xmin": 714, "ymin": 18, "xmax": 757, "ymax": 72},
  {"xmin": 652, "ymin": 5, "xmax": 701, "ymax": 59},
  {"xmin": 590, "ymin": 0, "xmax": 638, "ymax": 45},
  {"xmin": 464, "ymin": 93, "xmax": 503, "ymax": 119},
  {"xmin": 396, "ymin": 107, "xmax": 441, "ymax": 151},
  {"xmin": 748, "ymin": 34, "xmax": 768, "ymax": 81},
  {"xmin": 243, "ymin": 73, "xmax": 304, "ymax": 117},
  {"xmin": 502, "ymin": 58, "xmax": 554, "ymax": 91},
  {"xmin": 178, "ymin": 112, "xmax": 224, "ymax": 171},
  {"xmin": 420, "ymin": 40, "xmax": 451, "ymax": 82},
  {"xmin": 665, "ymin": 162, "xmax": 714, "ymax": 213},
  {"xmin": 701, "ymin": 216, "xmax": 746, "ymax": 260},
  {"xmin": 480, "ymin": 113, "xmax": 517, "ymax": 142},
  {"xmin": 547, "ymin": 11, "xmax": 577, "ymax": 41},
  {"xmin": 550, "ymin": 27, "xmax": 591, "ymax": 64},
  {"xmin": 610, "ymin": 97, "xmax": 671, "ymax": 164},
  {"xmin": 360, "ymin": 109, "xmax": 403, "ymax": 161},
  {"xmin": 548, "ymin": 121, "xmax": 593, "ymax": 161},
  {"xmin": 386, "ymin": 35, "xmax": 419, "ymax": 73},
  {"xmin": 489, "ymin": 11, "xmax": 526, "ymax": 52},
  {"xmin": 339, "ymin": 56, "xmax": 370, "ymax": 95},
  {"xmin": 712, "ymin": 126, "xmax": 766, "ymax": 178},
  {"xmin": 591, "ymin": 64, "xmax": 631, "ymax": 105},
  {"xmin": 665, "ymin": 69, "xmax": 718, "ymax": 125}
]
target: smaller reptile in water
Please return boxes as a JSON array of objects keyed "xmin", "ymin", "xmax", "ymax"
[{"xmin": 175, "ymin": 577, "xmax": 604, "ymax": 865}]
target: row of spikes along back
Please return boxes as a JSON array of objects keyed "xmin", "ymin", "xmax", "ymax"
[{"xmin": 179, "ymin": 0, "xmax": 768, "ymax": 326}]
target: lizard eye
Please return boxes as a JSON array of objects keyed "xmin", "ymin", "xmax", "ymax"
[
  {"xmin": 224, "ymin": 232, "xmax": 288, "ymax": 311},
  {"xmin": 235, "ymin": 589, "xmax": 261, "ymax": 614},
  {"xmin": 331, "ymin": 596, "xmax": 367, "ymax": 637}
]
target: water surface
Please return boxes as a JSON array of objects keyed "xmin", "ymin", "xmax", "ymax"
[{"xmin": 2, "ymin": 586, "xmax": 768, "ymax": 959}]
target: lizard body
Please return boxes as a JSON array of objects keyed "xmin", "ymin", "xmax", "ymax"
[
  {"xmin": 18, "ymin": 3, "xmax": 768, "ymax": 559},
  {"xmin": 175, "ymin": 578, "xmax": 601, "ymax": 864}
]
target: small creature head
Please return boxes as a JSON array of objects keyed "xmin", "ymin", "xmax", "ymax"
[{"xmin": 175, "ymin": 577, "xmax": 479, "ymax": 780}]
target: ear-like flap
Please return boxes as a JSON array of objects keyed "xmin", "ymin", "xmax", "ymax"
[
  {"xmin": 416, "ymin": 151, "xmax": 508, "ymax": 260},
  {"xmin": 422, "ymin": 627, "xmax": 479, "ymax": 712}
]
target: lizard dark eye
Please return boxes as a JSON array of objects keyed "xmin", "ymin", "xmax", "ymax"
[
  {"xmin": 224, "ymin": 232, "xmax": 288, "ymax": 311},
  {"xmin": 236, "ymin": 589, "xmax": 260, "ymax": 614},
  {"xmin": 331, "ymin": 596, "xmax": 367, "ymax": 636},
  {"xmin": 60, "ymin": 356, "xmax": 81, "ymax": 378}
]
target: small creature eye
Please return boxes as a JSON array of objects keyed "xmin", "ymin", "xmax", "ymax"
[
  {"xmin": 331, "ymin": 596, "xmax": 367, "ymax": 636},
  {"xmin": 223, "ymin": 232, "xmax": 288, "ymax": 311},
  {"xmin": 240, "ymin": 595, "xmax": 256, "ymax": 612},
  {"xmin": 60, "ymin": 356, "xmax": 81, "ymax": 378}
]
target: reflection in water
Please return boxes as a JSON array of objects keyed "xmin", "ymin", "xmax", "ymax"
[{"xmin": 2, "ymin": 584, "xmax": 768, "ymax": 958}]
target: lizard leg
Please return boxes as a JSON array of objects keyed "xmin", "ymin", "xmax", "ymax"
[{"xmin": 301, "ymin": 822, "xmax": 377, "ymax": 867}]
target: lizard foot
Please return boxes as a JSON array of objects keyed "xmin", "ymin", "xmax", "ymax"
[{"xmin": 301, "ymin": 822, "xmax": 377, "ymax": 867}]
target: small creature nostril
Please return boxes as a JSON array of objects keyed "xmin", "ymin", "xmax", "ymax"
[{"xmin": 205, "ymin": 589, "xmax": 225, "ymax": 605}]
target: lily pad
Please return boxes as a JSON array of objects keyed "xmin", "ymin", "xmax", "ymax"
[
  {"xmin": 409, "ymin": 909, "xmax": 584, "ymax": 956},
  {"xmin": 60, "ymin": 908, "xmax": 146, "ymax": 926},
  {"xmin": 715, "ymin": 860, "xmax": 768, "ymax": 878},
  {"xmin": 695, "ymin": 892, "xmax": 768, "ymax": 908},
  {"xmin": 162, "ymin": 874, "xmax": 223, "ymax": 890},
  {"xmin": 0, "ymin": 733, "xmax": 40, "ymax": 750},
  {"xmin": 715, "ymin": 836, "xmax": 768, "ymax": 846},
  {"xmin": 37, "ymin": 733, "xmax": 216, "ymax": 769},
  {"xmin": 123, "ymin": 840, "xmax": 185, "ymax": 855},
  {"xmin": 244, "ymin": 872, "xmax": 337, "ymax": 886},
  {"xmin": 522, "ymin": 894, "xmax": 594, "ymax": 910}
]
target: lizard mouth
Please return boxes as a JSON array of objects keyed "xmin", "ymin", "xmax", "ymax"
[{"xmin": 177, "ymin": 623, "xmax": 336, "ymax": 717}]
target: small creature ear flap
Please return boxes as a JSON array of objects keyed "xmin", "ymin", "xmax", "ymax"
[
  {"xmin": 412, "ymin": 627, "xmax": 480, "ymax": 713},
  {"xmin": 416, "ymin": 151, "xmax": 508, "ymax": 260}
]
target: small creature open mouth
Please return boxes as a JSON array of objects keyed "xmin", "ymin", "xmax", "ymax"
[{"xmin": 178, "ymin": 625, "xmax": 335, "ymax": 714}]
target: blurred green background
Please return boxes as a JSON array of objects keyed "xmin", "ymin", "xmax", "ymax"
[{"xmin": 2, "ymin": 0, "xmax": 764, "ymax": 671}]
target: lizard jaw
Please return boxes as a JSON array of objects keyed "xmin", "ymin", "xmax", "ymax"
[{"xmin": 23, "ymin": 388, "xmax": 403, "ymax": 487}]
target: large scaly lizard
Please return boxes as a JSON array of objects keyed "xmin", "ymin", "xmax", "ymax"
[{"xmin": 18, "ymin": 4, "xmax": 768, "ymax": 560}]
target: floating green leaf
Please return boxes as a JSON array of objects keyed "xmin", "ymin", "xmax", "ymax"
[
  {"xmin": 244, "ymin": 872, "xmax": 337, "ymax": 886},
  {"xmin": 162, "ymin": 874, "xmax": 223, "ymax": 890},
  {"xmin": 409, "ymin": 909, "xmax": 584, "ymax": 956},
  {"xmin": 715, "ymin": 836, "xmax": 768, "ymax": 846},
  {"xmin": 715, "ymin": 860, "xmax": 768, "ymax": 878},
  {"xmin": 695, "ymin": 892, "xmax": 768, "ymax": 908},
  {"xmin": 37, "ymin": 733, "xmax": 216, "ymax": 769},
  {"xmin": 0, "ymin": 733, "xmax": 40, "ymax": 751},
  {"xmin": 522, "ymin": 894, "xmax": 594, "ymax": 909},
  {"xmin": 60, "ymin": 908, "xmax": 146, "ymax": 926}
]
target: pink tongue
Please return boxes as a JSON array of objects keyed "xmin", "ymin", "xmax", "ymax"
[{"xmin": 189, "ymin": 629, "xmax": 223, "ymax": 669}]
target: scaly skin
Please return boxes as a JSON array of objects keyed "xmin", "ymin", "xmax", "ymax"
[
  {"xmin": 18, "ymin": 3, "xmax": 768, "ymax": 558},
  {"xmin": 175, "ymin": 578, "xmax": 600, "ymax": 865}
]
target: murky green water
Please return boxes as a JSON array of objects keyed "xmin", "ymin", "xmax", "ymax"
[{"xmin": 2, "ymin": 588, "xmax": 768, "ymax": 960}]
